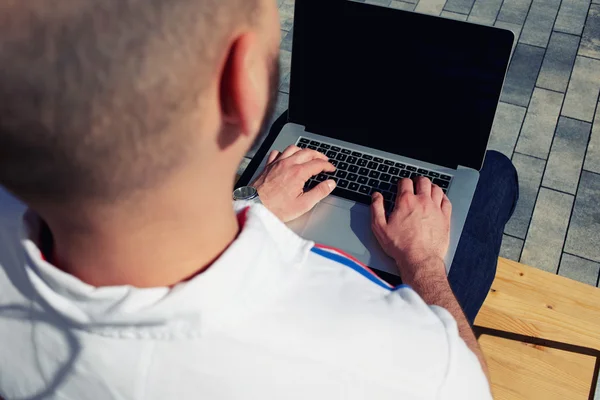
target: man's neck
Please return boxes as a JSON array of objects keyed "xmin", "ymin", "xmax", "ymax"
[{"xmin": 38, "ymin": 177, "xmax": 240, "ymax": 288}]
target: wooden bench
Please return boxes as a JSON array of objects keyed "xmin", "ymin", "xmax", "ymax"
[{"xmin": 476, "ymin": 258, "xmax": 600, "ymax": 400}]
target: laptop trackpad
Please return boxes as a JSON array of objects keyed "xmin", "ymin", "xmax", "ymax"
[{"xmin": 302, "ymin": 202, "xmax": 370, "ymax": 257}]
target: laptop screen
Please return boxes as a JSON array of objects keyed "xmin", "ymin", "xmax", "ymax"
[{"xmin": 288, "ymin": 0, "xmax": 514, "ymax": 170}]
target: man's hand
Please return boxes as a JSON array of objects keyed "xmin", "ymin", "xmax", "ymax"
[
  {"xmin": 252, "ymin": 145, "xmax": 337, "ymax": 222},
  {"xmin": 370, "ymin": 177, "xmax": 452, "ymax": 280}
]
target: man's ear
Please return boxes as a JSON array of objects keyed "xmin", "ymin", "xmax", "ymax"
[{"xmin": 219, "ymin": 32, "xmax": 268, "ymax": 145}]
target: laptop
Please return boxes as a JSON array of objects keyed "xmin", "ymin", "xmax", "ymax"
[{"xmin": 238, "ymin": 0, "xmax": 514, "ymax": 278}]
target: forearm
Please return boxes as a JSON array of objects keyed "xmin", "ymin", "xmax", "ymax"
[{"xmin": 401, "ymin": 258, "xmax": 490, "ymax": 379}]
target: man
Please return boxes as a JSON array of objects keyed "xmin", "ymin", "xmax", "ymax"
[{"xmin": 0, "ymin": 0, "xmax": 518, "ymax": 399}]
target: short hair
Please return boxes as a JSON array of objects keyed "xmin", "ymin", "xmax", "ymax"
[{"xmin": 0, "ymin": 0, "xmax": 256, "ymax": 204}]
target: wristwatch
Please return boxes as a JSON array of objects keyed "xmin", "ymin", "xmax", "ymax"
[{"xmin": 233, "ymin": 186, "xmax": 263, "ymax": 205}]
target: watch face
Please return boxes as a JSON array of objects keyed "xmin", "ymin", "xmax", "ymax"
[{"xmin": 233, "ymin": 186, "xmax": 258, "ymax": 201}]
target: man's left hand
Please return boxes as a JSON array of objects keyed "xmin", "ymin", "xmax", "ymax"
[{"xmin": 252, "ymin": 145, "xmax": 337, "ymax": 222}]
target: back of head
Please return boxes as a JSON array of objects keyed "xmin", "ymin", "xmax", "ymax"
[{"xmin": 0, "ymin": 0, "xmax": 255, "ymax": 205}]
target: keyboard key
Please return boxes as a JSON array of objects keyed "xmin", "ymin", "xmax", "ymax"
[
  {"xmin": 349, "ymin": 182, "xmax": 360, "ymax": 191},
  {"xmin": 326, "ymin": 151, "xmax": 337, "ymax": 158},
  {"xmin": 331, "ymin": 187, "xmax": 372, "ymax": 206},
  {"xmin": 389, "ymin": 167, "xmax": 400, "ymax": 175},
  {"xmin": 331, "ymin": 146, "xmax": 341, "ymax": 152},
  {"xmin": 308, "ymin": 145, "xmax": 318, "ymax": 150},
  {"xmin": 338, "ymin": 179, "xmax": 349, "ymax": 189},
  {"xmin": 377, "ymin": 164, "xmax": 389, "ymax": 173},
  {"xmin": 310, "ymin": 140, "xmax": 321, "ymax": 146},
  {"xmin": 352, "ymin": 151, "xmax": 362, "ymax": 157},
  {"xmin": 410, "ymin": 173, "xmax": 422, "ymax": 179},
  {"xmin": 368, "ymin": 179, "xmax": 379, "ymax": 187},
  {"xmin": 369, "ymin": 171, "xmax": 380, "ymax": 179},
  {"xmin": 379, "ymin": 182, "xmax": 391, "ymax": 191},
  {"xmin": 307, "ymin": 180, "xmax": 318, "ymax": 190},
  {"xmin": 433, "ymin": 178, "xmax": 449, "ymax": 189},
  {"xmin": 382, "ymin": 191, "xmax": 394, "ymax": 201},
  {"xmin": 374, "ymin": 157, "xmax": 384, "ymax": 163},
  {"xmin": 347, "ymin": 156, "xmax": 358, "ymax": 164},
  {"xmin": 336, "ymin": 153, "xmax": 347, "ymax": 161},
  {"xmin": 317, "ymin": 148, "xmax": 327, "ymax": 154},
  {"xmin": 418, "ymin": 168, "xmax": 429, "ymax": 175},
  {"xmin": 395, "ymin": 162, "xmax": 406, "ymax": 168},
  {"xmin": 316, "ymin": 174, "xmax": 327, "ymax": 182},
  {"xmin": 358, "ymin": 167, "xmax": 369, "ymax": 176},
  {"xmin": 399, "ymin": 170, "xmax": 411, "ymax": 178},
  {"xmin": 298, "ymin": 143, "xmax": 307, "ymax": 149},
  {"xmin": 347, "ymin": 173, "xmax": 358, "ymax": 182},
  {"xmin": 320, "ymin": 143, "xmax": 330, "ymax": 149},
  {"xmin": 442, "ymin": 189, "xmax": 448, "ymax": 194},
  {"xmin": 384, "ymin": 160, "xmax": 395, "ymax": 166},
  {"xmin": 338, "ymin": 162, "xmax": 349, "ymax": 170},
  {"xmin": 299, "ymin": 138, "xmax": 310, "ymax": 144},
  {"xmin": 357, "ymin": 159, "xmax": 368, "ymax": 167},
  {"xmin": 440, "ymin": 174, "xmax": 452, "ymax": 181},
  {"xmin": 391, "ymin": 176, "xmax": 400, "ymax": 184},
  {"xmin": 406, "ymin": 166, "xmax": 416, "ymax": 172},
  {"xmin": 359, "ymin": 185, "xmax": 371, "ymax": 195},
  {"xmin": 336, "ymin": 170, "xmax": 348, "ymax": 179},
  {"xmin": 357, "ymin": 176, "xmax": 368, "ymax": 184},
  {"xmin": 325, "ymin": 169, "xmax": 336, "ymax": 176},
  {"xmin": 367, "ymin": 161, "xmax": 378, "ymax": 169},
  {"xmin": 362, "ymin": 155, "xmax": 373, "ymax": 160},
  {"xmin": 380, "ymin": 173, "xmax": 391, "ymax": 182},
  {"xmin": 341, "ymin": 149, "xmax": 352, "ymax": 155},
  {"xmin": 348, "ymin": 165, "xmax": 359, "ymax": 173},
  {"xmin": 384, "ymin": 201, "xmax": 394, "ymax": 213},
  {"xmin": 329, "ymin": 160, "xmax": 338, "ymax": 167},
  {"xmin": 428, "ymin": 171, "xmax": 440, "ymax": 178}
]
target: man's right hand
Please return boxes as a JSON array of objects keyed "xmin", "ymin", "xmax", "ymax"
[{"xmin": 370, "ymin": 177, "xmax": 452, "ymax": 281}]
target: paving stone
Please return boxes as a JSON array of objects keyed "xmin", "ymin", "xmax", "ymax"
[
  {"xmin": 521, "ymin": 188, "xmax": 574, "ymax": 273},
  {"xmin": 279, "ymin": 0, "xmax": 295, "ymax": 31},
  {"xmin": 365, "ymin": 0, "xmax": 392, "ymax": 6},
  {"xmin": 500, "ymin": 235, "xmax": 525, "ymax": 261},
  {"xmin": 488, "ymin": 102, "xmax": 527, "ymax": 157},
  {"xmin": 559, "ymin": 253, "xmax": 600, "ymax": 286},
  {"xmin": 280, "ymin": 29, "xmax": 294, "ymax": 52},
  {"xmin": 519, "ymin": 0, "xmax": 561, "ymax": 48},
  {"xmin": 278, "ymin": 49, "xmax": 292, "ymax": 93},
  {"xmin": 554, "ymin": 0, "xmax": 591, "ymax": 36},
  {"xmin": 579, "ymin": 4, "xmax": 600, "ymax": 59},
  {"xmin": 505, "ymin": 153, "xmax": 546, "ymax": 238},
  {"xmin": 562, "ymin": 56, "xmax": 600, "ymax": 122},
  {"xmin": 537, "ymin": 32, "xmax": 581, "ymax": 93},
  {"xmin": 583, "ymin": 102, "xmax": 600, "ymax": 174},
  {"xmin": 543, "ymin": 117, "xmax": 592, "ymax": 194},
  {"xmin": 565, "ymin": 171, "xmax": 600, "ymax": 262},
  {"xmin": 468, "ymin": 0, "xmax": 503, "ymax": 25},
  {"xmin": 443, "ymin": 0, "xmax": 474, "ymax": 14},
  {"xmin": 497, "ymin": 0, "xmax": 533, "ymax": 25},
  {"xmin": 414, "ymin": 0, "xmax": 446, "ymax": 15},
  {"xmin": 390, "ymin": 1, "xmax": 417, "ymax": 11},
  {"xmin": 500, "ymin": 44, "xmax": 545, "ymax": 107},
  {"xmin": 515, "ymin": 88, "xmax": 564, "ymax": 159},
  {"xmin": 441, "ymin": 10, "xmax": 468, "ymax": 20}
]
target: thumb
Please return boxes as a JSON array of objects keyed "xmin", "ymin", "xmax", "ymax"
[{"xmin": 298, "ymin": 179, "xmax": 336, "ymax": 211}]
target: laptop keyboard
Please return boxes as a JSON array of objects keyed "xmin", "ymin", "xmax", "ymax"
[{"xmin": 297, "ymin": 137, "xmax": 453, "ymax": 213}]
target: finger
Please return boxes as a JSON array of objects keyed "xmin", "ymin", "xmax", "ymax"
[
  {"xmin": 441, "ymin": 195, "xmax": 453, "ymax": 217},
  {"xmin": 267, "ymin": 150, "xmax": 280, "ymax": 164},
  {"xmin": 288, "ymin": 148, "xmax": 329, "ymax": 164},
  {"xmin": 415, "ymin": 176, "xmax": 432, "ymax": 197},
  {"xmin": 279, "ymin": 145, "xmax": 303, "ymax": 160},
  {"xmin": 398, "ymin": 178, "xmax": 415, "ymax": 197},
  {"xmin": 299, "ymin": 179, "xmax": 336, "ymax": 210},
  {"xmin": 298, "ymin": 159, "xmax": 336, "ymax": 179},
  {"xmin": 370, "ymin": 192, "xmax": 387, "ymax": 229},
  {"xmin": 431, "ymin": 184, "xmax": 444, "ymax": 206}
]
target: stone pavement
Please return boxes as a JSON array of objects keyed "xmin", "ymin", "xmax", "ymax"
[{"xmin": 272, "ymin": 0, "xmax": 600, "ymax": 288}]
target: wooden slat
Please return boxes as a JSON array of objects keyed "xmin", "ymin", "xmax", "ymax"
[
  {"xmin": 479, "ymin": 335, "xmax": 596, "ymax": 400},
  {"xmin": 476, "ymin": 258, "xmax": 600, "ymax": 351}
]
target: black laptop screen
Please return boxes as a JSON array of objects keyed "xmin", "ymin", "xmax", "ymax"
[{"xmin": 288, "ymin": 0, "xmax": 514, "ymax": 170}]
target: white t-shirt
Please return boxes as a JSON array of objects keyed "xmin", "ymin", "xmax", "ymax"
[{"xmin": 0, "ymin": 187, "xmax": 490, "ymax": 400}]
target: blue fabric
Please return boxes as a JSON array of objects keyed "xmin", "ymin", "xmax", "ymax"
[{"xmin": 448, "ymin": 151, "xmax": 519, "ymax": 325}]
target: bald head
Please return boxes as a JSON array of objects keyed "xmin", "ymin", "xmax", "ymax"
[{"xmin": 0, "ymin": 0, "xmax": 273, "ymax": 205}]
